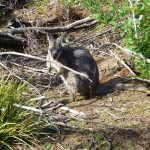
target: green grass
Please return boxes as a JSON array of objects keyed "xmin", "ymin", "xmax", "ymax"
[{"xmin": 0, "ymin": 74, "xmax": 39, "ymax": 149}]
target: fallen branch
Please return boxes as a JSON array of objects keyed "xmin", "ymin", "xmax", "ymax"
[
  {"xmin": 0, "ymin": 51, "xmax": 93, "ymax": 82},
  {"xmin": 14, "ymin": 103, "xmax": 133, "ymax": 130},
  {"xmin": 30, "ymin": 96, "xmax": 48, "ymax": 101},
  {"xmin": 114, "ymin": 74, "xmax": 150, "ymax": 83},
  {"xmin": 0, "ymin": 17, "xmax": 97, "ymax": 47},
  {"xmin": 5, "ymin": 17, "xmax": 98, "ymax": 34},
  {"xmin": 59, "ymin": 106, "xmax": 84, "ymax": 116},
  {"xmin": 109, "ymin": 50, "xmax": 136, "ymax": 75},
  {"xmin": 104, "ymin": 109, "xmax": 124, "ymax": 120},
  {"xmin": 10, "ymin": 62, "xmax": 49, "ymax": 74},
  {"xmin": 13, "ymin": 103, "xmax": 115, "ymax": 127},
  {"xmin": 78, "ymin": 25, "xmax": 121, "ymax": 44},
  {"xmin": 111, "ymin": 43, "xmax": 150, "ymax": 64},
  {"xmin": 14, "ymin": 103, "xmax": 43, "ymax": 113},
  {"xmin": 0, "ymin": 32, "xmax": 27, "ymax": 46}
]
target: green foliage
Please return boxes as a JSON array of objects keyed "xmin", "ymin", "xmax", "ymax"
[
  {"xmin": 27, "ymin": 0, "xmax": 48, "ymax": 11},
  {"xmin": 61, "ymin": 0, "xmax": 150, "ymax": 79},
  {"xmin": 0, "ymin": 74, "xmax": 37, "ymax": 149},
  {"xmin": 80, "ymin": 133, "xmax": 111, "ymax": 149},
  {"xmin": 134, "ymin": 58, "xmax": 150, "ymax": 78}
]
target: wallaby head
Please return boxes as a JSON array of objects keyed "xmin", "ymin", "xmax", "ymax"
[{"xmin": 47, "ymin": 33, "xmax": 63, "ymax": 60}]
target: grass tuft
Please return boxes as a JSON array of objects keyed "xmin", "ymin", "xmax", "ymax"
[{"xmin": 0, "ymin": 73, "xmax": 39, "ymax": 149}]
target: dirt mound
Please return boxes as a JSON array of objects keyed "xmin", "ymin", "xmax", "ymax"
[{"xmin": 13, "ymin": 0, "xmax": 89, "ymax": 24}]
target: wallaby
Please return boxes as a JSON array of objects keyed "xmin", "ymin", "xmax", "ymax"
[{"xmin": 46, "ymin": 34, "xmax": 150, "ymax": 101}]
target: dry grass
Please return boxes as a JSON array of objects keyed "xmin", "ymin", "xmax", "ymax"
[{"xmin": 13, "ymin": 0, "xmax": 89, "ymax": 24}]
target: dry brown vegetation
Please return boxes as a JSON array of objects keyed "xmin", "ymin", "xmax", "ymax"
[{"xmin": 0, "ymin": 0, "xmax": 150, "ymax": 149}]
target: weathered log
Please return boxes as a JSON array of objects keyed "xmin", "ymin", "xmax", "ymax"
[
  {"xmin": 7, "ymin": 17, "xmax": 58, "ymax": 28},
  {"xmin": 0, "ymin": 32, "xmax": 27, "ymax": 46},
  {"xmin": 7, "ymin": 17, "xmax": 98, "ymax": 34},
  {"xmin": 0, "ymin": 4, "xmax": 6, "ymax": 9}
]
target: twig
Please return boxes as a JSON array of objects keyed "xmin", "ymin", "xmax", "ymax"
[
  {"xmin": 128, "ymin": 0, "xmax": 137, "ymax": 39},
  {"xmin": 98, "ymin": 104, "xmax": 125, "ymax": 113},
  {"xmin": 57, "ymin": 143, "xmax": 65, "ymax": 150},
  {"xmin": 78, "ymin": 25, "xmax": 121, "ymax": 44},
  {"xmin": 115, "ymin": 74, "xmax": 150, "ymax": 83},
  {"xmin": 71, "ymin": 28, "xmax": 97, "ymax": 43},
  {"xmin": 0, "ymin": 62, "xmax": 41, "ymax": 95},
  {"xmin": 0, "ymin": 52, "xmax": 93, "ymax": 82},
  {"xmin": 10, "ymin": 62, "xmax": 49, "ymax": 74},
  {"xmin": 59, "ymin": 106, "xmax": 84, "ymax": 116},
  {"xmin": 13, "ymin": 103, "xmax": 43, "ymax": 113},
  {"xmin": 40, "ymin": 101, "xmax": 53, "ymax": 108},
  {"xmin": 73, "ymin": 20, "xmax": 98, "ymax": 30},
  {"xmin": 14, "ymin": 103, "xmax": 133, "ymax": 130},
  {"xmin": 111, "ymin": 43, "xmax": 150, "ymax": 64},
  {"xmin": 45, "ymin": 104, "xmax": 84, "ymax": 116},
  {"xmin": 104, "ymin": 109, "xmax": 124, "ymax": 120},
  {"xmin": 29, "ymin": 96, "xmax": 48, "ymax": 101},
  {"xmin": 109, "ymin": 50, "xmax": 136, "ymax": 75},
  {"xmin": 44, "ymin": 121, "xmax": 94, "ymax": 132}
]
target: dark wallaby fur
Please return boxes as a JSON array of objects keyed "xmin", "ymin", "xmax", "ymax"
[{"xmin": 46, "ymin": 34, "xmax": 150, "ymax": 100}]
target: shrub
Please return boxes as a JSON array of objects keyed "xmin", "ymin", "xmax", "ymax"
[{"xmin": 0, "ymin": 74, "xmax": 37, "ymax": 149}]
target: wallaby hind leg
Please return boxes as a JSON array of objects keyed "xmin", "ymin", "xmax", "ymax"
[
  {"xmin": 69, "ymin": 91, "xmax": 77, "ymax": 101},
  {"xmin": 54, "ymin": 72, "xmax": 60, "ymax": 81}
]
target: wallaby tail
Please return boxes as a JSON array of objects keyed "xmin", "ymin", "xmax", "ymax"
[{"xmin": 95, "ymin": 83, "xmax": 150, "ymax": 95}]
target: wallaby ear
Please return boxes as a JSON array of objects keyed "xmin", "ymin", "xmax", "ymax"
[
  {"xmin": 47, "ymin": 33, "xmax": 56, "ymax": 49},
  {"xmin": 56, "ymin": 32, "xmax": 67, "ymax": 44}
]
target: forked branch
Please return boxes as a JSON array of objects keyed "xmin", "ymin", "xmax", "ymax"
[{"xmin": 6, "ymin": 17, "xmax": 98, "ymax": 34}]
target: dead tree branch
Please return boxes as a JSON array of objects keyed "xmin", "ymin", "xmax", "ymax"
[
  {"xmin": 115, "ymin": 74, "xmax": 150, "ymax": 83},
  {"xmin": 10, "ymin": 62, "xmax": 49, "ymax": 74},
  {"xmin": 14, "ymin": 103, "xmax": 137, "ymax": 131},
  {"xmin": 109, "ymin": 50, "xmax": 136, "ymax": 75},
  {"xmin": 14, "ymin": 103, "xmax": 131, "ymax": 129},
  {"xmin": 0, "ymin": 32, "xmax": 27, "ymax": 46},
  {"xmin": 0, "ymin": 4, "xmax": 6, "ymax": 9},
  {"xmin": 77, "ymin": 25, "xmax": 121, "ymax": 44},
  {"xmin": 111, "ymin": 43, "xmax": 150, "ymax": 64},
  {"xmin": 6, "ymin": 17, "xmax": 98, "ymax": 34}
]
